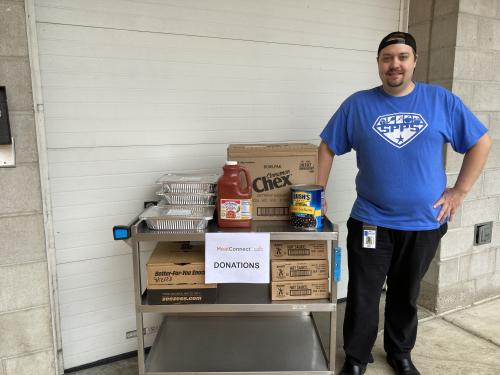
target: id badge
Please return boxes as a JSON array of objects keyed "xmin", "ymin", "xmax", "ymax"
[{"xmin": 362, "ymin": 224, "xmax": 377, "ymax": 249}]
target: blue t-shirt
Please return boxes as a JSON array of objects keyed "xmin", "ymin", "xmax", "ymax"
[{"xmin": 320, "ymin": 82, "xmax": 487, "ymax": 230}]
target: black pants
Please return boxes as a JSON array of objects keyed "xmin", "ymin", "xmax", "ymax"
[{"xmin": 344, "ymin": 217, "xmax": 447, "ymax": 365}]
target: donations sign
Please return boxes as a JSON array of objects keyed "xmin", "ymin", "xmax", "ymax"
[{"xmin": 205, "ymin": 233, "xmax": 270, "ymax": 283}]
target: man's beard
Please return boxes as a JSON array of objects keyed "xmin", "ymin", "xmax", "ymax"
[
  {"xmin": 387, "ymin": 79, "xmax": 404, "ymax": 87},
  {"xmin": 386, "ymin": 71, "xmax": 404, "ymax": 87}
]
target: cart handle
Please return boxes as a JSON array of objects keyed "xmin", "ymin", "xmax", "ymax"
[
  {"xmin": 112, "ymin": 210, "xmax": 144, "ymax": 240},
  {"xmin": 112, "ymin": 225, "xmax": 130, "ymax": 240},
  {"xmin": 113, "ymin": 200, "xmax": 160, "ymax": 240}
]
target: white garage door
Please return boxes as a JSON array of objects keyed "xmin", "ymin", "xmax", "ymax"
[{"xmin": 33, "ymin": 0, "xmax": 401, "ymax": 369}]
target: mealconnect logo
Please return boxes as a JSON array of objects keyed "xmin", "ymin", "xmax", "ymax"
[{"xmin": 216, "ymin": 245, "xmax": 264, "ymax": 252}]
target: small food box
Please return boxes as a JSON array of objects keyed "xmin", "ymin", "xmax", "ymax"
[
  {"xmin": 147, "ymin": 242, "xmax": 206, "ymax": 286},
  {"xmin": 146, "ymin": 242, "xmax": 217, "ymax": 304},
  {"xmin": 271, "ymin": 279, "xmax": 329, "ymax": 300},
  {"xmin": 147, "ymin": 284, "xmax": 217, "ymax": 305},
  {"xmin": 271, "ymin": 259, "xmax": 329, "ymax": 281},
  {"xmin": 270, "ymin": 240, "xmax": 328, "ymax": 260}
]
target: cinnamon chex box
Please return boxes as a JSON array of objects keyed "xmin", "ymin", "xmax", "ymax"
[{"xmin": 227, "ymin": 143, "xmax": 318, "ymax": 220}]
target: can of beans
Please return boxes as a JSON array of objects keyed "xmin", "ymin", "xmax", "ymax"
[{"xmin": 289, "ymin": 184, "xmax": 325, "ymax": 230}]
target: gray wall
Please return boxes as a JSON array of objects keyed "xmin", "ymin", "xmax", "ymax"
[
  {"xmin": 410, "ymin": 0, "xmax": 500, "ymax": 313},
  {"xmin": 0, "ymin": 0, "xmax": 57, "ymax": 373}
]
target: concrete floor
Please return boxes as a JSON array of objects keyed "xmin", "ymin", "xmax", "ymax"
[{"xmin": 67, "ymin": 296, "xmax": 500, "ymax": 375}]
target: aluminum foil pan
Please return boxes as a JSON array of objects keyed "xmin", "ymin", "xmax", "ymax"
[
  {"xmin": 156, "ymin": 173, "xmax": 218, "ymax": 194},
  {"xmin": 157, "ymin": 198, "xmax": 214, "ymax": 209},
  {"xmin": 156, "ymin": 192, "xmax": 217, "ymax": 205},
  {"xmin": 140, "ymin": 205, "xmax": 215, "ymax": 231}
]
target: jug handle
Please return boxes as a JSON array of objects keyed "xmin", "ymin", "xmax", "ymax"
[{"xmin": 240, "ymin": 166, "xmax": 253, "ymax": 194}]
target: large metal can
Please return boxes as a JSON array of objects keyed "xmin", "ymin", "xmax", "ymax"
[{"xmin": 289, "ymin": 184, "xmax": 324, "ymax": 230}]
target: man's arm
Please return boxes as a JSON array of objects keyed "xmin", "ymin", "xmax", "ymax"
[
  {"xmin": 434, "ymin": 133, "xmax": 492, "ymax": 223},
  {"xmin": 317, "ymin": 141, "xmax": 335, "ymax": 187}
]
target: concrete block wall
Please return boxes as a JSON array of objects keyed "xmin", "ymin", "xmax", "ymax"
[
  {"xmin": 0, "ymin": 1, "xmax": 57, "ymax": 374},
  {"xmin": 410, "ymin": 0, "xmax": 500, "ymax": 313}
]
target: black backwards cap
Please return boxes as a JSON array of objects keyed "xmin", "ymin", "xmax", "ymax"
[{"xmin": 377, "ymin": 31, "xmax": 417, "ymax": 56}]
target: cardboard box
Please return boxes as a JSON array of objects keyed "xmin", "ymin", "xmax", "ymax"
[
  {"xmin": 271, "ymin": 279, "xmax": 329, "ymax": 300},
  {"xmin": 271, "ymin": 259, "xmax": 329, "ymax": 281},
  {"xmin": 271, "ymin": 240, "xmax": 327, "ymax": 259},
  {"xmin": 147, "ymin": 242, "xmax": 206, "ymax": 288},
  {"xmin": 227, "ymin": 143, "xmax": 318, "ymax": 220},
  {"xmin": 147, "ymin": 283, "xmax": 217, "ymax": 305}
]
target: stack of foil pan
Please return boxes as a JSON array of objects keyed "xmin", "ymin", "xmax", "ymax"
[{"xmin": 142, "ymin": 173, "xmax": 219, "ymax": 231}]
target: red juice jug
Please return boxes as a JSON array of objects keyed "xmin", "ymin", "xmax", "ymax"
[{"xmin": 217, "ymin": 161, "xmax": 253, "ymax": 228}]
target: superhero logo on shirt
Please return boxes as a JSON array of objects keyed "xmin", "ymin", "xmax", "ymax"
[{"xmin": 372, "ymin": 113, "xmax": 428, "ymax": 148}]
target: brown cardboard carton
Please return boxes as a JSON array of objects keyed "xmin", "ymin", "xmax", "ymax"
[
  {"xmin": 271, "ymin": 279, "xmax": 329, "ymax": 300},
  {"xmin": 271, "ymin": 240, "xmax": 327, "ymax": 259},
  {"xmin": 147, "ymin": 283, "xmax": 217, "ymax": 304},
  {"xmin": 147, "ymin": 242, "xmax": 206, "ymax": 288},
  {"xmin": 271, "ymin": 259, "xmax": 329, "ymax": 281},
  {"xmin": 227, "ymin": 143, "xmax": 318, "ymax": 220}
]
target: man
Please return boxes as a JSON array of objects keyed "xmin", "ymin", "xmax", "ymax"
[{"xmin": 317, "ymin": 32, "xmax": 491, "ymax": 375}]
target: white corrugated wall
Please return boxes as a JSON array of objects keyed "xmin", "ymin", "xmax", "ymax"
[{"xmin": 32, "ymin": 0, "xmax": 401, "ymax": 368}]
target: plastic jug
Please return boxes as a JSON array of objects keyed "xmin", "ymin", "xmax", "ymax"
[{"xmin": 217, "ymin": 161, "xmax": 253, "ymax": 228}]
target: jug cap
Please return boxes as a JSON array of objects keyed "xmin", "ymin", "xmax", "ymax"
[{"xmin": 225, "ymin": 161, "xmax": 238, "ymax": 166}]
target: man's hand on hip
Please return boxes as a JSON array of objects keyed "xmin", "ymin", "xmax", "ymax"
[{"xmin": 433, "ymin": 187, "xmax": 467, "ymax": 224}]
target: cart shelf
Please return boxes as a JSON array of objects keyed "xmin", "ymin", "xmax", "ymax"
[
  {"xmin": 146, "ymin": 315, "xmax": 330, "ymax": 374},
  {"xmin": 140, "ymin": 283, "xmax": 335, "ymax": 313},
  {"xmin": 131, "ymin": 219, "xmax": 338, "ymax": 242}
]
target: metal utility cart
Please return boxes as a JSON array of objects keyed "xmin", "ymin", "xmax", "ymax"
[{"xmin": 115, "ymin": 216, "xmax": 339, "ymax": 375}]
